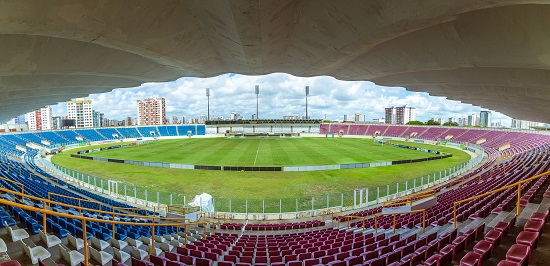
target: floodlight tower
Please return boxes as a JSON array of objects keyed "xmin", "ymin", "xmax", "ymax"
[
  {"xmin": 255, "ymin": 85, "xmax": 259, "ymax": 120},
  {"xmin": 206, "ymin": 88, "xmax": 210, "ymax": 122},
  {"xmin": 305, "ymin": 86, "xmax": 310, "ymax": 120}
]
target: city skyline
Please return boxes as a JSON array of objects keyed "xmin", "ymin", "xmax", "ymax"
[{"xmin": 6, "ymin": 73, "xmax": 524, "ymax": 127}]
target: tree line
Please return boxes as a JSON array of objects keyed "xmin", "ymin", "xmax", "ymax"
[{"xmin": 406, "ymin": 120, "xmax": 459, "ymax": 126}]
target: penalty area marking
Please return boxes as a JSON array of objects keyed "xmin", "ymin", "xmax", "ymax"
[{"xmin": 253, "ymin": 139, "xmax": 262, "ymax": 166}]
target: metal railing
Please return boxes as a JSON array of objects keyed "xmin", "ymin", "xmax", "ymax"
[
  {"xmin": 374, "ymin": 209, "xmax": 426, "ymax": 234},
  {"xmin": 47, "ymin": 192, "xmax": 102, "ymax": 215},
  {"xmin": 0, "ymin": 186, "xmax": 207, "ymax": 266},
  {"xmin": 382, "ymin": 190, "xmax": 435, "ymax": 208},
  {"xmin": 0, "ymin": 175, "xmax": 24, "ymax": 200},
  {"xmin": 337, "ymin": 215, "xmax": 366, "ymax": 231},
  {"xmin": 37, "ymin": 140, "xmax": 484, "ymax": 216},
  {"xmin": 453, "ymin": 169, "xmax": 550, "ymax": 228}
]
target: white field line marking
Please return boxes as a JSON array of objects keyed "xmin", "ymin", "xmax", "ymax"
[{"xmin": 253, "ymin": 140, "xmax": 262, "ymax": 166}]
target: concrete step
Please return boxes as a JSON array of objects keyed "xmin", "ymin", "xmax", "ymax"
[
  {"xmin": 455, "ymin": 216, "xmax": 477, "ymax": 233},
  {"xmin": 399, "ymin": 227, "xmax": 422, "ymax": 240},
  {"xmin": 458, "ymin": 217, "xmax": 484, "ymax": 235},
  {"xmin": 486, "ymin": 211, "xmax": 511, "ymax": 232},
  {"xmin": 536, "ymin": 197, "xmax": 550, "ymax": 213},
  {"xmin": 516, "ymin": 203, "xmax": 540, "ymax": 226}
]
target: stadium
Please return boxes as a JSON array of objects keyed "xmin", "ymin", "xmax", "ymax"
[{"xmin": 1, "ymin": 1, "xmax": 550, "ymax": 266}]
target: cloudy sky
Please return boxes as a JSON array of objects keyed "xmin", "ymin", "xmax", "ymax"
[{"xmin": 50, "ymin": 73, "xmax": 512, "ymax": 126}]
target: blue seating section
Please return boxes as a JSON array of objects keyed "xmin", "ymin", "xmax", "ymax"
[
  {"xmin": 137, "ymin": 126, "xmax": 160, "ymax": 138},
  {"xmin": 77, "ymin": 129, "xmax": 105, "ymax": 142},
  {"xmin": 0, "ymin": 125, "xmax": 205, "ymax": 241},
  {"xmin": 177, "ymin": 125, "xmax": 198, "ymax": 136},
  {"xmin": 116, "ymin": 127, "xmax": 142, "ymax": 138},
  {"xmin": 197, "ymin": 125, "xmax": 206, "ymax": 135},
  {"xmin": 0, "ymin": 149, "xmax": 176, "ymax": 241},
  {"xmin": 16, "ymin": 133, "xmax": 44, "ymax": 145},
  {"xmin": 56, "ymin": 130, "xmax": 81, "ymax": 143},
  {"xmin": 34, "ymin": 131, "xmax": 69, "ymax": 144},
  {"xmin": 157, "ymin": 126, "xmax": 178, "ymax": 137},
  {"xmin": 0, "ymin": 135, "xmax": 27, "ymax": 146},
  {"xmin": 96, "ymin": 128, "xmax": 120, "ymax": 139}
]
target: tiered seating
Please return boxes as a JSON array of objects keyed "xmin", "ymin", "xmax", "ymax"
[
  {"xmin": 469, "ymin": 130, "xmax": 506, "ymax": 146},
  {"xmin": 1, "ymin": 124, "xmax": 550, "ymax": 265},
  {"xmin": 401, "ymin": 126, "xmax": 426, "ymax": 138},
  {"xmin": 329, "ymin": 124, "xmax": 349, "ymax": 135},
  {"xmin": 16, "ymin": 133, "xmax": 44, "ymax": 145},
  {"xmin": 350, "ymin": 149, "xmax": 550, "ymax": 230},
  {"xmin": 55, "ymin": 130, "xmax": 81, "ymax": 143},
  {"xmin": 219, "ymin": 223, "xmax": 244, "ymax": 230},
  {"xmin": 244, "ymin": 220, "xmax": 325, "ymax": 231},
  {"xmin": 95, "ymin": 128, "xmax": 120, "ymax": 139},
  {"xmin": 365, "ymin": 125, "xmax": 387, "ymax": 136},
  {"xmin": 116, "ymin": 127, "xmax": 142, "ymax": 138},
  {"xmin": 208, "ymin": 228, "xmax": 442, "ymax": 265},
  {"xmin": 34, "ymin": 131, "xmax": 69, "ymax": 145},
  {"xmin": 157, "ymin": 126, "xmax": 178, "ymax": 137},
  {"xmin": 440, "ymin": 128, "xmax": 468, "ymax": 140},
  {"xmin": 383, "ymin": 125, "xmax": 407, "ymax": 137},
  {"xmin": 347, "ymin": 124, "xmax": 368, "ymax": 135},
  {"xmin": 175, "ymin": 232, "xmax": 237, "ymax": 265},
  {"xmin": 453, "ymin": 129, "xmax": 488, "ymax": 143},
  {"xmin": 417, "ymin": 127, "xmax": 449, "ymax": 140},
  {"xmin": 137, "ymin": 126, "xmax": 160, "ymax": 138},
  {"xmin": 76, "ymin": 129, "xmax": 106, "ymax": 142},
  {"xmin": 0, "ymin": 134, "xmax": 27, "ymax": 147}
]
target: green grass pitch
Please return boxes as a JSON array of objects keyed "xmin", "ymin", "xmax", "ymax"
[
  {"xmin": 52, "ymin": 138, "xmax": 470, "ymax": 202},
  {"xmin": 84, "ymin": 138, "xmax": 442, "ymax": 166}
]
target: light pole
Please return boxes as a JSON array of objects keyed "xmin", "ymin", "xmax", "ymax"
[
  {"xmin": 255, "ymin": 85, "xmax": 259, "ymax": 120},
  {"xmin": 206, "ymin": 88, "xmax": 210, "ymax": 121},
  {"xmin": 305, "ymin": 86, "xmax": 309, "ymax": 120}
]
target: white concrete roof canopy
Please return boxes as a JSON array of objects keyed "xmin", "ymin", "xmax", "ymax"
[{"xmin": 1, "ymin": 0, "xmax": 549, "ymax": 122}]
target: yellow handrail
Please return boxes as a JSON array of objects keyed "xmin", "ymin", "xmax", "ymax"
[
  {"xmin": 382, "ymin": 190, "xmax": 436, "ymax": 208},
  {"xmin": 453, "ymin": 169, "xmax": 550, "ymax": 228},
  {"xmin": 374, "ymin": 209, "xmax": 426, "ymax": 234},
  {"xmin": 217, "ymin": 213, "xmax": 226, "ymax": 225},
  {"xmin": 321, "ymin": 209, "xmax": 335, "ymax": 221},
  {"xmin": 0, "ymin": 188, "xmax": 201, "ymax": 266},
  {"xmin": 0, "ymin": 175, "xmax": 24, "ymax": 201},
  {"xmin": 336, "ymin": 215, "xmax": 366, "ymax": 231},
  {"xmin": 168, "ymin": 205, "xmax": 201, "ymax": 215},
  {"xmin": 0, "ymin": 185, "xmax": 198, "ymax": 229},
  {"xmin": 47, "ymin": 192, "xmax": 103, "ymax": 215}
]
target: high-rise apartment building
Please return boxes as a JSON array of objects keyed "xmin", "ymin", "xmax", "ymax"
[
  {"xmin": 51, "ymin": 116, "xmax": 62, "ymax": 130},
  {"xmin": 385, "ymin": 105, "xmax": 416, "ymax": 125},
  {"xmin": 92, "ymin": 111, "xmax": 104, "ymax": 128},
  {"xmin": 67, "ymin": 98, "xmax": 93, "ymax": 128},
  {"xmin": 479, "ymin": 111, "xmax": 492, "ymax": 127},
  {"xmin": 511, "ymin": 119, "xmax": 539, "ymax": 129},
  {"xmin": 27, "ymin": 106, "xmax": 52, "ymax": 131},
  {"xmin": 137, "ymin": 98, "xmax": 167, "ymax": 125},
  {"xmin": 199, "ymin": 115, "xmax": 207, "ymax": 124},
  {"xmin": 467, "ymin": 113, "xmax": 479, "ymax": 126}
]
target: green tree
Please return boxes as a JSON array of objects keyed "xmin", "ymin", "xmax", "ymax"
[
  {"xmin": 406, "ymin": 120, "xmax": 424, "ymax": 125},
  {"xmin": 443, "ymin": 122, "xmax": 459, "ymax": 126},
  {"xmin": 426, "ymin": 119, "xmax": 441, "ymax": 125}
]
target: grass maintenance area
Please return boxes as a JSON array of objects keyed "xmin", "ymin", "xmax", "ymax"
[{"xmin": 52, "ymin": 138, "xmax": 471, "ymax": 202}]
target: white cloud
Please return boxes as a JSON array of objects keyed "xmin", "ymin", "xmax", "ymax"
[{"xmin": 48, "ymin": 73, "xmax": 512, "ymax": 126}]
